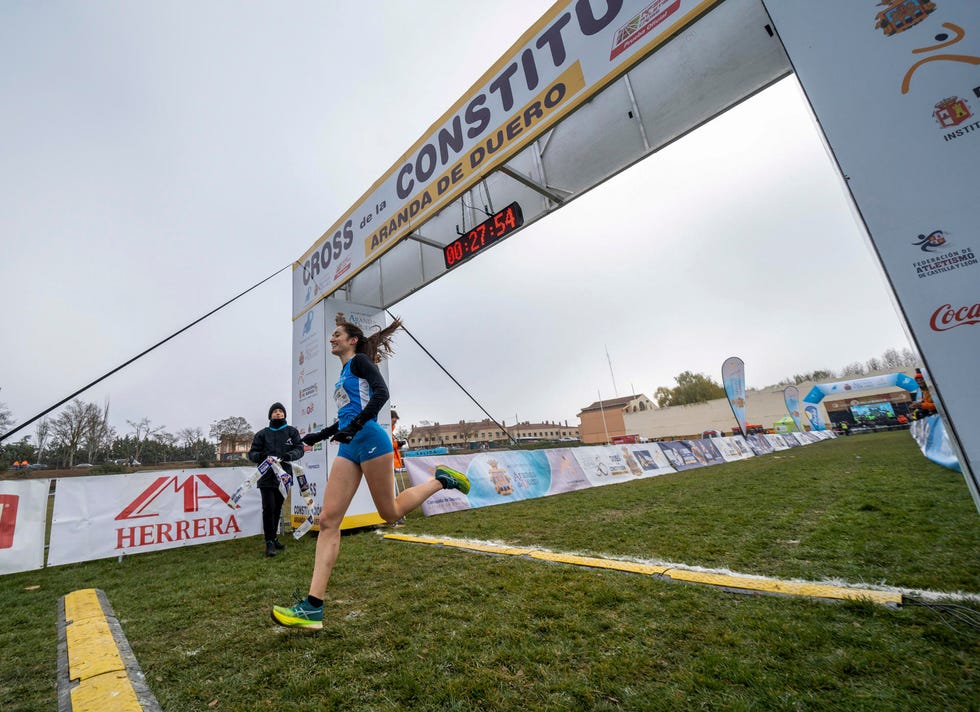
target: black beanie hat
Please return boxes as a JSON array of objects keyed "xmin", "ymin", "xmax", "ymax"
[{"xmin": 268, "ymin": 402, "xmax": 287, "ymax": 420}]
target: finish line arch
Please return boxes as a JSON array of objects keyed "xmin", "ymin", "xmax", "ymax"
[
  {"xmin": 291, "ymin": 0, "xmax": 980, "ymax": 516},
  {"xmin": 801, "ymin": 373, "xmax": 920, "ymax": 431}
]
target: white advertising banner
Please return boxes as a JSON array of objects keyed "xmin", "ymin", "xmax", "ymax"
[
  {"xmin": 293, "ymin": 0, "xmax": 723, "ymax": 314},
  {"xmin": 712, "ymin": 436, "xmax": 755, "ymax": 462},
  {"xmin": 295, "ymin": 299, "xmax": 393, "ymax": 530},
  {"xmin": 47, "ymin": 469, "xmax": 261, "ymax": 566},
  {"xmin": 291, "ymin": 298, "xmax": 328, "ymax": 530},
  {"xmin": 0, "ymin": 479, "xmax": 50, "ymax": 574},
  {"xmin": 763, "ymin": 3, "xmax": 980, "ymax": 509}
]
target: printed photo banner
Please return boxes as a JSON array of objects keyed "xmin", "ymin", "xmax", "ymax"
[
  {"xmin": 48, "ymin": 468, "xmax": 262, "ymax": 567},
  {"xmin": 712, "ymin": 435, "xmax": 755, "ymax": 462},
  {"xmin": 721, "ymin": 356, "xmax": 747, "ymax": 435},
  {"xmin": 406, "ymin": 433, "xmax": 837, "ymax": 517},
  {"xmin": 0, "ymin": 479, "xmax": 50, "ymax": 575},
  {"xmin": 405, "ymin": 444, "xmax": 677, "ymax": 516}
]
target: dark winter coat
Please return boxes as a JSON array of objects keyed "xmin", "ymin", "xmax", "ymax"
[{"xmin": 247, "ymin": 424, "xmax": 304, "ymax": 489}]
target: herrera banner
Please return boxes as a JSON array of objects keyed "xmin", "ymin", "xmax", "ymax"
[
  {"xmin": 763, "ymin": 3, "xmax": 980, "ymax": 511},
  {"xmin": 48, "ymin": 469, "xmax": 261, "ymax": 567},
  {"xmin": 721, "ymin": 356, "xmax": 747, "ymax": 436},
  {"xmin": 0, "ymin": 479, "xmax": 50, "ymax": 574}
]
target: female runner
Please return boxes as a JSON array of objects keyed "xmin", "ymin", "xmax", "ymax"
[{"xmin": 272, "ymin": 317, "xmax": 469, "ymax": 629}]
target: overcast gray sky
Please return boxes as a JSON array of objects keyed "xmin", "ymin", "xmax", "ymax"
[{"xmin": 0, "ymin": 1, "xmax": 913, "ymax": 440}]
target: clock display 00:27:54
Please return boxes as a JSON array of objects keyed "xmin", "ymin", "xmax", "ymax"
[{"xmin": 443, "ymin": 202, "xmax": 524, "ymax": 269}]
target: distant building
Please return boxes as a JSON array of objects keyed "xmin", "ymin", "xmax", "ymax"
[
  {"xmin": 577, "ymin": 394, "xmax": 656, "ymax": 444},
  {"xmin": 216, "ymin": 434, "xmax": 251, "ymax": 461},
  {"xmin": 406, "ymin": 418, "xmax": 579, "ymax": 450},
  {"xmin": 622, "ymin": 369, "xmax": 918, "ymax": 440}
]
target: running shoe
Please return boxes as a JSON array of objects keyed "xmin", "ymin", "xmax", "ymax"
[
  {"xmin": 434, "ymin": 465, "xmax": 471, "ymax": 495},
  {"xmin": 271, "ymin": 597, "xmax": 323, "ymax": 630}
]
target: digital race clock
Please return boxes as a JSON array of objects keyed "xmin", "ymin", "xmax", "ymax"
[{"xmin": 443, "ymin": 201, "xmax": 524, "ymax": 269}]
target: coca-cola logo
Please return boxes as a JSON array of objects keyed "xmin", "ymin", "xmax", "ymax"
[{"xmin": 930, "ymin": 303, "xmax": 980, "ymax": 331}]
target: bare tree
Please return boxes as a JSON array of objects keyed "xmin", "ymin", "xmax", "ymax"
[
  {"xmin": 209, "ymin": 416, "xmax": 255, "ymax": 456},
  {"xmin": 82, "ymin": 400, "xmax": 113, "ymax": 464},
  {"xmin": 900, "ymin": 347, "xmax": 920, "ymax": 368},
  {"xmin": 176, "ymin": 427, "xmax": 203, "ymax": 448},
  {"xmin": 865, "ymin": 357, "xmax": 882, "ymax": 373},
  {"xmin": 840, "ymin": 361, "xmax": 866, "ymax": 377},
  {"xmin": 0, "ymin": 400, "xmax": 12, "ymax": 432},
  {"xmin": 34, "ymin": 417, "xmax": 50, "ymax": 462},
  {"xmin": 50, "ymin": 400, "xmax": 92, "ymax": 467},
  {"xmin": 881, "ymin": 347, "xmax": 902, "ymax": 370},
  {"xmin": 210, "ymin": 415, "xmax": 255, "ymax": 454},
  {"xmin": 127, "ymin": 417, "xmax": 165, "ymax": 464}
]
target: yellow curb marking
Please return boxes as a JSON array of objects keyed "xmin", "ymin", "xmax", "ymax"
[
  {"xmin": 61, "ymin": 588, "xmax": 146, "ymax": 711},
  {"xmin": 383, "ymin": 533, "xmax": 903, "ymax": 606}
]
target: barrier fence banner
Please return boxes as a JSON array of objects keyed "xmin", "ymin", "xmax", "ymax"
[
  {"xmin": 0, "ymin": 479, "xmax": 50, "ymax": 574},
  {"xmin": 712, "ymin": 436, "xmax": 755, "ymax": 462},
  {"xmin": 746, "ymin": 434, "xmax": 775, "ymax": 456},
  {"xmin": 407, "ymin": 433, "xmax": 836, "ymax": 517},
  {"xmin": 406, "ymin": 444, "xmax": 680, "ymax": 516},
  {"xmin": 910, "ymin": 414, "xmax": 962, "ymax": 473},
  {"xmin": 48, "ymin": 468, "xmax": 261, "ymax": 567},
  {"xmin": 572, "ymin": 444, "xmax": 669, "ymax": 484}
]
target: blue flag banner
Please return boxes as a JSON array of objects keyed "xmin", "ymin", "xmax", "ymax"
[
  {"xmin": 721, "ymin": 357, "xmax": 746, "ymax": 436},
  {"xmin": 783, "ymin": 386, "xmax": 803, "ymax": 433}
]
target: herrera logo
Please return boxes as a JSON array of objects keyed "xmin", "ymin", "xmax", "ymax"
[
  {"xmin": 930, "ymin": 302, "xmax": 980, "ymax": 331},
  {"xmin": 114, "ymin": 474, "xmax": 240, "ymax": 549},
  {"xmin": 610, "ymin": 0, "xmax": 680, "ymax": 60}
]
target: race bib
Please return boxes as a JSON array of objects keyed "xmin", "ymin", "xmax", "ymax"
[{"xmin": 334, "ymin": 383, "xmax": 350, "ymax": 410}]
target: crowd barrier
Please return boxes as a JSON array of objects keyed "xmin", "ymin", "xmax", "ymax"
[
  {"xmin": 405, "ymin": 432, "xmax": 836, "ymax": 516},
  {"xmin": 1, "ymin": 433, "xmax": 840, "ymax": 576}
]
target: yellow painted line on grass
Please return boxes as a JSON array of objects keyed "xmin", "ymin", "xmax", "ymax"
[
  {"xmin": 58, "ymin": 588, "xmax": 161, "ymax": 712},
  {"xmin": 383, "ymin": 533, "xmax": 903, "ymax": 607}
]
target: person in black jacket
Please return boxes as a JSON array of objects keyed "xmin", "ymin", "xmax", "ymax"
[{"xmin": 247, "ymin": 402, "xmax": 304, "ymax": 557}]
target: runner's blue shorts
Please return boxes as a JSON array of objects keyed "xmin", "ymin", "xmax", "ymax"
[{"xmin": 337, "ymin": 420, "xmax": 393, "ymax": 464}]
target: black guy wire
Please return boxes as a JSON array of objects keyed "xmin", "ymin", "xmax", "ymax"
[
  {"xmin": 387, "ymin": 309, "xmax": 518, "ymax": 446},
  {"xmin": 0, "ymin": 263, "xmax": 293, "ymax": 444},
  {"xmin": 903, "ymin": 596, "xmax": 980, "ymax": 637}
]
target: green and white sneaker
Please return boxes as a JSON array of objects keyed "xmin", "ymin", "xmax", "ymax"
[
  {"xmin": 271, "ymin": 597, "xmax": 323, "ymax": 630},
  {"xmin": 434, "ymin": 465, "xmax": 470, "ymax": 495}
]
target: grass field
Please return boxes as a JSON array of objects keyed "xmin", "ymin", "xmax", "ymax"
[{"xmin": 2, "ymin": 430, "xmax": 978, "ymax": 710}]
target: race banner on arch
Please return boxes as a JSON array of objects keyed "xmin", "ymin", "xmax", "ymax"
[
  {"xmin": 764, "ymin": 1, "xmax": 980, "ymax": 511},
  {"xmin": 291, "ymin": 0, "xmax": 792, "ymax": 317}
]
